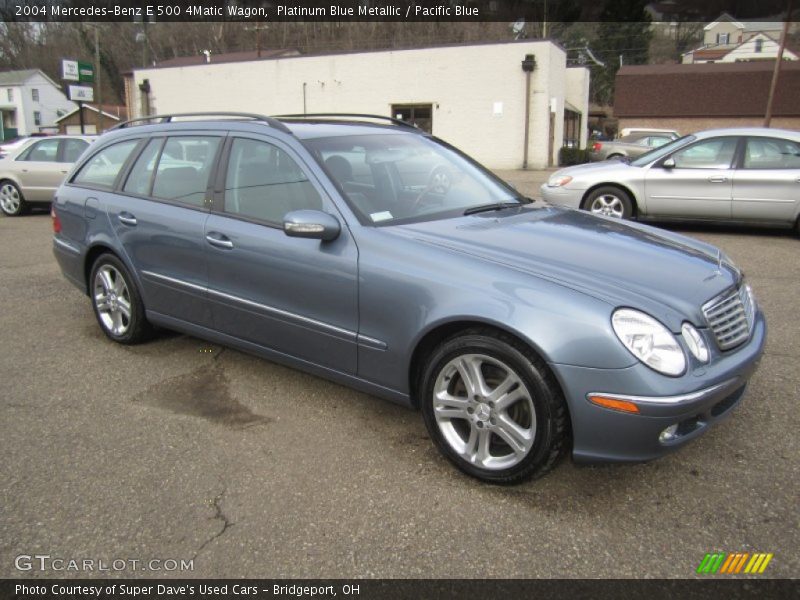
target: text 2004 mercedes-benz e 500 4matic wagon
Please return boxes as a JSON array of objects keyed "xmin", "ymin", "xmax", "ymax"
[{"xmin": 52, "ymin": 113, "xmax": 766, "ymax": 484}]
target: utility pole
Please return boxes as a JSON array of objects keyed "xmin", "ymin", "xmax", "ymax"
[
  {"xmin": 94, "ymin": 25, "xmax": 103, "ymax": 133},
  {"xmin": 246, "ymin": 23, "xmax": 269, "ymax": 58},
  {"xmin": 764, "ymin": 0, "xmax": 793, "ymax": 127}
]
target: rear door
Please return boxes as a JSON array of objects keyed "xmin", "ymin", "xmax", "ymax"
[
  {"xmin": 14, "ymin": 138, "xmax": 64, "ymax": 201},
  {"xmin": 204, "ymin": 133, "xmax": 359, "ymax": 373},
  {"xmin": 644, "ymin": 136, "xmax": 739, "ymax": 219},
  {"xmin": 732, "ymin": 136, "xmax": 800, "ymax": 224}
]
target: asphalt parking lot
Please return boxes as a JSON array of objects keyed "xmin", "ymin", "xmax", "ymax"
[{"xmin": 1, "ymin": 179, "xmax": 798, "ymax": 579}]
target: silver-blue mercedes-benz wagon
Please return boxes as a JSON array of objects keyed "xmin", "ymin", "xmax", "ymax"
[{"xmin": 52, "ymin": 113, "xmax": 766, "ymax": 483}]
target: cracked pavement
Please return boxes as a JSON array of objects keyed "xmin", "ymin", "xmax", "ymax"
[{"xmin": 0, "ymin": 185, "xmax": 798, "ymax": 579}]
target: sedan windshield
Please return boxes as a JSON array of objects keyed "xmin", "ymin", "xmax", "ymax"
[
  {"xmin": 630, "ymin": 135, "xmax": 696, "ymax": 167},
  {"xmin": 304, "ymin": 133, "xmax": 521, "ymax": 225}
]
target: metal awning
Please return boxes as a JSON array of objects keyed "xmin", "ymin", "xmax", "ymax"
[{"xmin": 564, "ymin": 101, "xmax": 582, "ymax": 114}]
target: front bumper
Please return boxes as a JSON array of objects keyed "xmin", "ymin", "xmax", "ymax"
[
  {"xmin": 551, "ymin": 311, "xmax": 767, "ymax": 463},
  {"xmin": 540, "ymin": 184, "xmax": 584, "ymax": 210}
]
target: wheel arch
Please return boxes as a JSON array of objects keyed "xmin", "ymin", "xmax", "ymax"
[
  {"xmin": 407, "ymin": 318, "xmax": 562, "ymax": 409},
  {"xmin": 581, "ymin": 182, "xmax": 640, "ymax": 217}
]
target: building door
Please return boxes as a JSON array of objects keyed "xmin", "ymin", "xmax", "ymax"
[{"xmin": 391, "ymin": 104, "xmax": 433, "ymax": 133}]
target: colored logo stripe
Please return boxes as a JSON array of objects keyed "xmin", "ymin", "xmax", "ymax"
[{"xmin": 697, "ymin": 552, "xmax": 773, "ymax": 574}]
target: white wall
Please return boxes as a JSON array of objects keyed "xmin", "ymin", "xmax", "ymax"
[
  {"xmin": 132, "ymin": 41, "xmax": 582, "ymax": 169},
  {"xmin": 720, "ymin": 34, "xmax": 799, "ymax": 62}
]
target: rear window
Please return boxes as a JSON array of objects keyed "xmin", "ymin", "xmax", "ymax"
[
  {"xmin": 73, "ymin": 140, "xmax": 139, "ymax": 189},
  {"xmin": 151, "ymin": 137, "xmax": 220, "ymax": 207}
]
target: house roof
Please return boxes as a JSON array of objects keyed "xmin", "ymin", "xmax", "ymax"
[
  {"xmin": 704, "ymin": 12, "xmax": 744, "ymax": 31},
  {"xmin": 0, "ymin": 69, "xmax": 42, "ymax": 86},
  {"xmin": 54, "ymin": 104, "xmax": 129, "ymax": 124},
  {"xmin": 614, "ymin": 61, "xmax": 800, "ymax": 117},
  {"xmin": 691, "ymin": 48, "xmax": 732, "ymax": 60}
]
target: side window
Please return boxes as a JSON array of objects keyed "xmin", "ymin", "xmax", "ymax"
[
  {"xmin": 649, "ymin": 136, "xmax": 670, "ymax": 148},
  {"xmin": 743, "ymin": 137, "xmax": 800, "ymax": 170},
  {"xmin": 19, "ymin": 139, "xmax": 59, "ymax": 162},
  {"xmin": 73, "ymin": 140, "xmax": 139, "ymax": 189},
  {"xmin": 672, "ymin": 137, "xmax": 738, "ymax": 169},
  {"xmin": 123, "ymin": 138, "xmax": 163, "ymax": 196},
  {"xmin": 61, "ymin": 139, "xmax": 89, "ymax": 163},
  {"xmin": 224, "ymin": 138, "xmax": 322, "ymax": 223},
  {"xmin": 151, "ymin": 136, "xmax": 220, "ymax": 207}
]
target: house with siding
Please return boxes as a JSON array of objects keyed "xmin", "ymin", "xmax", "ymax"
[{"xmin": 0, "ymin": 69, "xmax": 76, "ymax": 140}]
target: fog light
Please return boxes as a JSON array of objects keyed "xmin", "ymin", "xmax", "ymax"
[
  {"xmin": 682, "ymin": 322, "xmax": 709, "ymax": 363},
  {"xmin": 659, "ymin": 424, "xmax": 679, "ymax": 443}
]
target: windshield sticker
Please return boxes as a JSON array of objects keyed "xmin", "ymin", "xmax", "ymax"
[{"xmin": 370, "ymin": 211, "xmax": 393, "ymax": 222}]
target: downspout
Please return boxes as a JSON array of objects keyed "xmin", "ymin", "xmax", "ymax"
[{"xmin": 521, "ymin": 54, "xmax": 536, "ymax": 169}]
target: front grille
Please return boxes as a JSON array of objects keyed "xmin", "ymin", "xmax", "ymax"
[{"xmin": 702, "ymin": 285, "xmax": 755, "ymax": 351}]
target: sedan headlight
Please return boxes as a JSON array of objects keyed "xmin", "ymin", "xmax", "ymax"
[
  {"xmin": 547, "ymin": 175, "xmax": 573, "ymax": 187},
  {"xmin": 681, "ymin": 322, "xmax": 709, "ymax": 363},
  {"xmin": 612, "ymin": 309, "xmax": 686, "ymax": 376}
]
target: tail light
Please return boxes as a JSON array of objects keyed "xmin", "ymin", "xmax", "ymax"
[
  {"xmin": 592, "ymin": 142, "xmax": 603, "ymax": 152},
  {"xmin": 51, "ymin": 204, "xmax": 62, "ymax": 233}
]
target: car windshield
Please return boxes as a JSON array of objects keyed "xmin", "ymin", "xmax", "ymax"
[
  {"xmin": 630, "ymin": 135, "xmax": 696, "ymax": 167},
  {"xmin": 304, "ymin": 133, "xmax": 521, "ymax": 225}
]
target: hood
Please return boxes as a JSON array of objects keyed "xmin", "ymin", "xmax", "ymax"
[
  {"xmin": 550, "ymin": 161, "xmax": 638, "ymax": 182},
  {"xmin": 393, "ymin": 205, "xmax": 739, "ymax": 330}
]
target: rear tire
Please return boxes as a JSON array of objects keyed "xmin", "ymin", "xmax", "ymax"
[
  {"xmin": 582, "ymin": 186, "xmax": 634, "ymax": 219},
  {"xmin": 0, "ymin": 181, "xmax": 28, "ymax": 216},
  {"xmin": 89, "ymin": 253, "xmax": 153, "ymax": 345},
  {"xmin": 420, "ymin": 328, "xmax": 569, "ymax": 484}
]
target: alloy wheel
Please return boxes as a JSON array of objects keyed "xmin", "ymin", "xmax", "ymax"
[
  {"xmin": 0, "ymin": 183, "xmax": 21, "ymax": 215},
  {"xmin": 432, "ymin": 353, "xmax": 536, "ymax": 470},
  {"xmin": 93, "ymin": 264, "xmax": 132, "ymax": 336},
  {"xmin": 589, "ymin": 194, "xmax": 624, "ymax": 218}
]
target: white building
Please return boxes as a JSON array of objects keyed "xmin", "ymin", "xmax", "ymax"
[
  {"xmin": 0, "ymin": 69, "xmax": 76, "ymax": 140},
  {"xmin": 127, "ymin": 41, "xmax": 590, "ymax": 169}
]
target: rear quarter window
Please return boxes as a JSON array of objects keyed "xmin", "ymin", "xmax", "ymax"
[{"xmin": 72, "ymin": 140, "xmax": 140, "ymax": 189}]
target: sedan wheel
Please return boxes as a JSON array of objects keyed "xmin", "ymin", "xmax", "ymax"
[
  {"xmin": 0, "ymin": 181, "xmax": 26, "ymax": 216},
  {"xmin": 583, "ymin": 186, "xmax": 634, "ymax": 219},
  {"xmin": 421, "ymin": 329, "xmax": 569, "ymax": 484},
  {"xmin": 90, "ymin": 254, "xmax": 153, "ymax": 344}
]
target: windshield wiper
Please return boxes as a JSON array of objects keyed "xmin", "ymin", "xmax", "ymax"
[{"xmin": 463, "ymin": 202, "xmax": 521, "ymax": 216}]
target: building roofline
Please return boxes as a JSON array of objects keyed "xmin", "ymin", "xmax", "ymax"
[
  {"xmin": 130, "ymin": 38, "xmax": 563, "ymax": 74},
  {"xmin": 54, "ymin": 104, "xmax": 126, "ymax": 124}
]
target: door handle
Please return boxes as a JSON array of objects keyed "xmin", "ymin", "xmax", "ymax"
[
  {"xmin": 708, "ymin": 176, "xmax": 728, "ymax": 183},
  {"xmin": 205, "ymin": 232, "xmax": 234, "ymax": 249},
  {"xmin": 118, "ymin": 212, "xmax": 137, "ymax": 226}
]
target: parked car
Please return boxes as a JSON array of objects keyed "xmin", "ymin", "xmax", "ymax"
[
  {"xmin": 542, "ymin": 127, "xmax": 800, "ymax": 230},
  {"xmin": 589, "ymin": 132, "xmax": 679, "ymax": 162},
  {"xmin": 0, "ymin": 135, "xmax": 96, "ymax": 216},
  {"xmin": 53, "ymin": 113, "xmax": 765, "ymax": 484},
  {"xmin": 619, "ymin": 127, "xmax": 680, "ymax": 138}
]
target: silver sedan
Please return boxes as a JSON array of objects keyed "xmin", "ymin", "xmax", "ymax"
[
  {"xmin": 542, "ymin": 127, "xmax": 800, "ymax": 231},
  {"xmin": 0, "ymin": 135, "xmax": 96, "ymax": 216}
]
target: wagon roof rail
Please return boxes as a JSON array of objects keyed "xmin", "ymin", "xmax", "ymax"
[
  {"xmin": 112, "ymin": 112, "xmax": 293, "ymax": 134},
  {"xmin": 273, "ymin": 113, "xmax": 420, "ymax": 131}
]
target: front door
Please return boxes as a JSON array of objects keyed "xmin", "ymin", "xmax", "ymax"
[
  {"xmin": 732, "ymin": 136, "xmax": 800, "ymax": 224},
  {"xmin": 644, "ymin": 136, "xmax": 739, "ymax": 219},
  {"xmin": 204, "ymin": 134, "xmax": 359, "ymax": 374}
]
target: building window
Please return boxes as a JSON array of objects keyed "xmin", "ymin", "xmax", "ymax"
[
  {"xmin": 717, "ymin": 33, "xmax": 730, "ymax": 45},
  {"xmin": 6, "ymin": 89, "xmax": 12, "ymax": 102},
  {"xmin": 755, "ymin": 39, "xmax": 764, "ymax": 53},
  {"xmin": 31, "ymin": 88, "xmax": 39, "ymax": 102},
  {"xmin": 33, "ymin": 111, "xmax": 41, "ymax": 126},
  {"xmin": 391, "ymin": 104, "xmax": 433, "ymax": 133}
]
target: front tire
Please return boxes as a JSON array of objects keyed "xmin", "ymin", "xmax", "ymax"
[
  {"xmin": 420, "ymin": 329, "xmax": 569, "ymax": 484},
  {"xmin": 582, "ymin": 186, "xmax": 634, "ymax": 219},
  {"xmin": 89, "ymin": 253, "xmax": 153, "ymax": 344},
  {"xmin": 0, "ymin": 181, "xmax": 27, "ymax": 216}
]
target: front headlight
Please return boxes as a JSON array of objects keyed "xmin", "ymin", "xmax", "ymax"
[
  {"xmin": 612, "ymin": 309, "xmax": 686, "ymax": 376},
  {"xmin": 547, "ymin": 175, "xmax": 573, "ymax": 187}
]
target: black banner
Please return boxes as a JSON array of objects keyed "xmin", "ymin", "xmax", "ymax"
[
  {"xmin": 2, "ymin": 579, "xmax": 800, "ymax": 600},
  {"xmin": 1, "ymin": 0, "xmax": 798, "ymax": 23}
]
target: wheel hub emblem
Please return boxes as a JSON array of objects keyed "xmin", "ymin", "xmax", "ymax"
[{"xmin": 475, "ymin": 403, "xmax": 491, "ymax": 422}]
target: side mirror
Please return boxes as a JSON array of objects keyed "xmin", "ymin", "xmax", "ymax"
[
  {"xmin": 662, "ymin": 158, "xmax": 676, "ymax": 169},
  {"xmin": 283, "ymin": 209, "xmax": 341, "ymax": 241}
]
